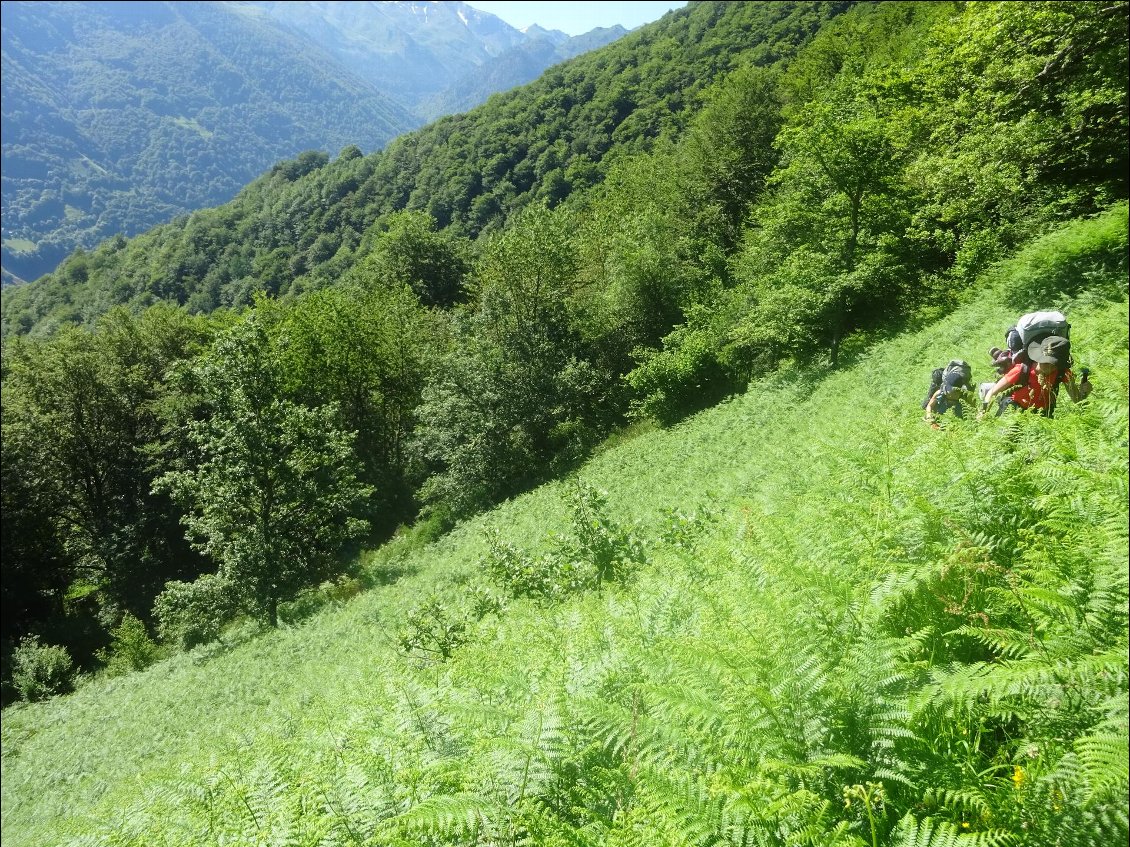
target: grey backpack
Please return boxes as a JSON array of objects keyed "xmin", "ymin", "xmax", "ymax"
[{"xmin": 1007, "ymin": 311, "xmax": 1070, "ymax": 355}]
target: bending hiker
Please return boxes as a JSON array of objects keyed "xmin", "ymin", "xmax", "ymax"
[
  {"xmin": 987, "ymin": 310, "xmax": 1071, "ymax": 375},
  {"xmin": 923, "ymin": 359, "xmax": 975, "ymax": 425},
  {"xmin": 978, "ymin": 335, "xmax": 1091, "ymax": 419}
]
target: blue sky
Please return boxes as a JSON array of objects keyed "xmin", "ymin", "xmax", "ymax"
[{"xmin": 464, "ymin": 1, "xmax": 687, "ymax": 36}]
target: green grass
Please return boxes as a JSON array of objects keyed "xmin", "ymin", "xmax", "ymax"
[{"xmin": 3, "ymin": 209, "xmax": 1127, "ymax": 846}]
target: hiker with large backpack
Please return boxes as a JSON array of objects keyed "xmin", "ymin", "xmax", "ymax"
[
  {"xmin": 987, "ymin": 310, "xmax": 1071, "ymax": 374},
  {"xmin": 978, "ymin": 334, "xmax": 1091, "ymax": 419},
  {"xmin": 923, "ymin": 359, "xmax": 975, "ymax": 425}
]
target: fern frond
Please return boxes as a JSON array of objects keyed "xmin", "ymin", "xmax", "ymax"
[
  {"xmin": 923, "ymin": 648, "xmax": 1127, "ymax": 709},
  {"xmin": 920, "ymin": 786, "xmax": 991, "ymax": 818},
  {"xmin": 1074, "ymin": 732, "xmax": 1130, "ymax": 801},
  {"xmin": 890, "ymin": 814, "xmax": 1015, "ymax": 847},
  {"xmin": 389, "ymin": 792, "xmax": 497, "ymax": 839},
  {"xmin": 945, "ymin": 626, "xmax": 1031, "ymax": 660},
  {"xmin": 1070, "ymin": 695, "xmax": 1130, "ymax": 803}
]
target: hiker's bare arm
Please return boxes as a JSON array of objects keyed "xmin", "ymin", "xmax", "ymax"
[
  {"xmin": 924, "ymin": 389, "xmax": 942, "ymax": 421},
  {"xmin": 978, "ymin": 375, "xmax": 1013, "ymax": 418}
]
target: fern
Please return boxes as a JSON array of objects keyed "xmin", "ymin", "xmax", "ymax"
[
  {"xmin": 387, "ymin": 791, "xmax": 497, "ymax": 840},
  {"xmin": 890, "ymin": 814, "xmax": 1015, "ymax": 847},
  {"xmin": 1071, "ymin": 696, "xmax": 1130, "ymax": 803}
]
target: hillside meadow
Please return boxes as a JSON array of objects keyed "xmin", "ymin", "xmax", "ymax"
[{"xmin": 2, "ymin": 211, "xmax": 1127, "ymax": 846}]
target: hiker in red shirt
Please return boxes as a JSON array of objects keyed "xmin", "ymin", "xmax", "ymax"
[{"xmin": 978, "ymin": 335, "xmax": 1091, "ymax": 419}]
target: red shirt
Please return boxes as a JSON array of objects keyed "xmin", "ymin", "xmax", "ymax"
[{"xmin": 1001, "ymin": 363, "xmax": 1069, "ymax": 411}]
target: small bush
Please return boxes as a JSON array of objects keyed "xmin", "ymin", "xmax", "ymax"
[
  {"xmin": 398, "ymin": 600, "xmax": 470, "ymax": 661},
  {"xmin": 153, "ymin": 574, "xmax": 240, "ymax": 650},
  {"xmin": 483, "ymin": 529, "xmax": 585, "ymax": 601},
  {"xmin": 12, "ymin": 636, "xmax": 75, "ymax": 702},
  {"xmin": 485, "ymin": 484, "xmax": 646, "ymax": 600},
  {"xmin": 96, "ymin": 612, "xmax": 159, "ymax": 676},
  {"xmin": 562, "ymin": 483, "xmax": 646, "ymax": 588},
  {"xmin": 659, "ymin": 503, "xmax": 719, "ymax": 551}
]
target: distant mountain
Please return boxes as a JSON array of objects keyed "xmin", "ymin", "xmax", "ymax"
[
  {"xmin": 419, "ymin": 24, "xmax": 628, "ymax": 121},
  {"xmin": 225, "ymin": 2, "xmax": 627, "ymax": 122},
  {"xmin": 226, "ymin": 1, "xmax": 531, "ymax": 109},
  {"xmin": 1, "ymin": 0, "xmax": 630, "ymax": 284}
]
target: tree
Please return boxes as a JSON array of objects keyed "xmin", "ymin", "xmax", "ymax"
[
  {"xmin": 360, "ymin": 210, "xmax": 471, "ymax": 308},
  {"xmin": 413, "ymin": 205, "xmax": 617, "ymax": 520},
  {"xmin": 756, "ymin": 81, "xmax": 908, "ymax": 367},
  {"xmin": 157, "ymin": 310, "xmax": 372, "ymax": 627},
  {"xmin": 681, "ymin": 63, "xmax": 784, "ymax": 251},
  {"xmin": 269, "ymin": 282, "xmax": 442, "ymax": 537},
  {"xmin": 0, "ymin": 306, "xmax": 213, "ymax": 645}
]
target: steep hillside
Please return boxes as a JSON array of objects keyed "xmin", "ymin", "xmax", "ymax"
[
  {"xmin": 2, "ymin": 212, "xmax": 1126, "ymax": 845},
  {"xmin": 2, "ymin": 0, "xmax": 1124, "ymax": 691}
]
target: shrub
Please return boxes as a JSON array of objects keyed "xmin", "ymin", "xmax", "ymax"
[
  {"xmin": 12, "ymin": 636, "xmax": 75, "ymax": 702},
  {"xmin": 96, "ymin": 612, "xmax": 159, "ymax": 676},
  {"xmin": 561, "ymin": 483, "xmax": 646, "ymax": 588},
  {"xmin": 483, "ymin": 529, "xmax": 585, "ymax": 601},
  {"xmin": 153, "ymin": 573, "xmax": 240, "ymax": 650},
  {"xmin": 485, "ymin": 484, "xmax": 646, "ymax": 600},
  {"xmin": 397, "ymin": 600, "xmax": 470, "ymax": 661}
]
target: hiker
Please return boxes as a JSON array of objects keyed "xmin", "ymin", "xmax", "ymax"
[
  {"xmin": 923, "ymin": 359, "xmax": 976, "ymax": 425},
  {"xmin": 978, "ymin": 335, "xmax": 1091, "ymax": 419},
  {"xmin": 988, "ymin": 310, "xmax": 1070, "ymax": 374}
]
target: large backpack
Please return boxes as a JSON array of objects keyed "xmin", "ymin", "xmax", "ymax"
[
  {"xmin": 923, "ymin": 359, "xmax": 972, "ymax": 408},
  {"xmin": 1005, "ymin": 310, "xmax": 1070, "ymax": 357}
]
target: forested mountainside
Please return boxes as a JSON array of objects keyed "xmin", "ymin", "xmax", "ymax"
[
  {"xmin": 1, "ymin": 1, "xmax": 1127, "ymax": 840},
  {"xmin": 1, "ymin": 0, "xmax": 1126, "ymax": 727},
  {"xmin": 0, "ymin": 0, "xmax": 411, "ymax": 284},
  {"xmin": 0, "ymin": 0, "xmax": 625, "ymax": 285},
  {"xmin": 1, "ymin": 0, "xmax": 846, "ymax": 329}
]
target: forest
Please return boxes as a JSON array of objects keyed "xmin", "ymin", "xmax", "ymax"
[{"xmin": 1, "ymin": 2, "xmax": 1127, "ymax": 842}]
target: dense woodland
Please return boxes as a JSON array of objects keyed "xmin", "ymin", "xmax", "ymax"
[
  {"xmin": 1, "ymin": 0, "xmax": 1127, "ymax": 699},
  {"xmin": 1, "ymin": 1, "xmax": 1128, "ymax": 844}
]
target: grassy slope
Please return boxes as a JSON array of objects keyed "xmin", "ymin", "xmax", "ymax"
[{"xmin": 2, "ymin": 207, "xmax": 1127, "ymax": 844}]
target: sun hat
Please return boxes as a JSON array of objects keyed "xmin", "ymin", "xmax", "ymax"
[{"xmin": 1027, "ymin": 335, "xmax": 1070, "ymax": 365}]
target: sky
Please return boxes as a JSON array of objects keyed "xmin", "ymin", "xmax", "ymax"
[{"xmin": 464, "ymin": 1, "xmax": 687, "ymax": 36}]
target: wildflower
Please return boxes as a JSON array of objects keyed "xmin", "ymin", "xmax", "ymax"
[{"xmin": 1012, "ymin": 765, "xmax": 1026, "ymax": 788}]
